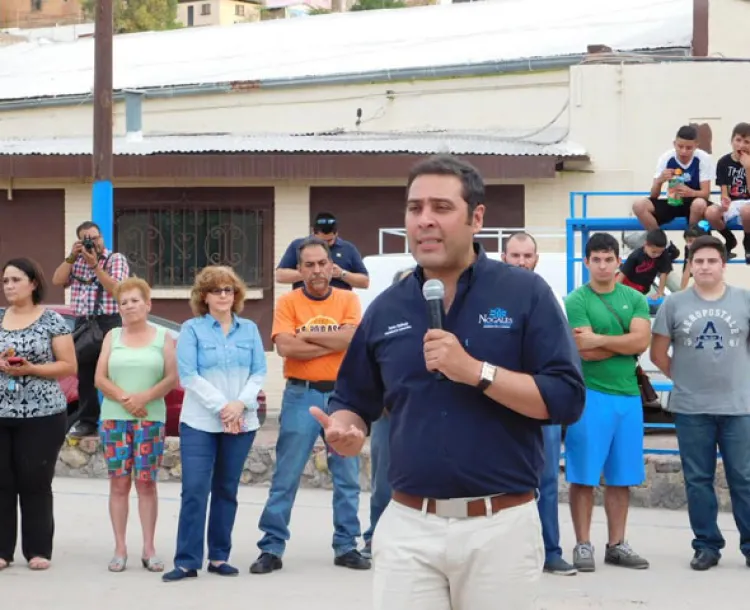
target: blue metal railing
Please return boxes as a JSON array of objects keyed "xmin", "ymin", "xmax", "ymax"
[
  {"xmin": 564, "ymin": 191, "xmax": 738, "ymax": 457},
  {"xmin": 566, "ymin": 190, "xmax": 745, "ymax": 296}
]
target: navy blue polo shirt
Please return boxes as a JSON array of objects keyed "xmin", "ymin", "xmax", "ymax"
[
  {"xmin": 277, "ymin": 236, "xmax": 368, "ymax": 291},
  {"xmin": 328, "ymin": 245, "xmax": 585, "ymax": 499}
]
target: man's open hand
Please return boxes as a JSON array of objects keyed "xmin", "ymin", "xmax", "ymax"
[{"xmin": 309, "ymin": 407, "xmax": 365, "ymax": 457}]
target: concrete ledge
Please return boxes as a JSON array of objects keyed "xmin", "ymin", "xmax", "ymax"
[
  {"xmin": 57, "ymin": 436, "xmax": 373, "ymax": 491},
  {"xmin": 57, "ymin": 438, "xmax": 733, "ymax": 511}
]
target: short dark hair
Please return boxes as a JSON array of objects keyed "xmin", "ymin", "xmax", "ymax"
[
  {"xmin": 688, "ymin": 235, "xmax": 727, "ymax": 262},
  {"xmin": 2, "ymin": 257, "xmax": 47, "ymax": 304},
  {"xmin": 732, "ymin": 122, "xmax": 750, "ymax": 140},
  {"xmin": 297, "ymin": 236, "xmax": 331, "ymax": 262},
  {"xmin": 406, "ymin": 155, "xmax": 485, "ymax": 212},
  {"xmin": 503, "ymin": 231, "xmax": 538, "ymax": 254},
  {"xmin": 585, "ymin": 232, "xmax": 620, "ymax": 259},
  {"xmin": 676, "ymin": 125, "xmax": 698, "ymax": 141},
  {"xmin": 313, "ymin": 212, "xmax": 337, "ymax": 235},
  {"xmin": 76, "ymin": 220, "xmax": 101, "ymax": 237},
  {"xmin": 683, "ymin": 223, "xmax": 710, "ymax": 240},
  {"xmin": 645, "ymin": 229, "xmax": 668, "ymax": 248}
]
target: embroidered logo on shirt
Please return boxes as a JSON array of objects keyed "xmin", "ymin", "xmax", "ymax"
[
  {"xmin": 384, "ymin": 322, "xmax": 412, "ymax": 336},
  {"xmin": 479, "ymin": 307, "xmax": 513, "ymax": 329}
]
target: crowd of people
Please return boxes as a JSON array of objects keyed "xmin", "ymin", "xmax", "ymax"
[{"xmin": 0, "ymin": 150, "xmax": 748, "ymax": 610}]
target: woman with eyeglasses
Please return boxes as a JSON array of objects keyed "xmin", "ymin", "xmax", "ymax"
[{"xmin": 163, "ymin": 266, "xmax": 267, "ymax": 582}]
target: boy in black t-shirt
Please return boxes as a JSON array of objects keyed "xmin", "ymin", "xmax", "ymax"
[
  {"xmin": 705, "ymin": 122, "xmax": 750, "ymax": 263},
  {"xmin": 617, "ymin": 228, "xmax": 673, "ymax": 298}
]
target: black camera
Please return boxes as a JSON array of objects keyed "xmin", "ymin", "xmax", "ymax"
[{"xmin": 82, "ymin": 237, "xmax": 96, "ymax": 252}]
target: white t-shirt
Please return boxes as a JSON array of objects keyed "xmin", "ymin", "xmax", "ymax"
[{"xmin": 653, "ymin": 148, "xmax": 714, "ymax": 190}]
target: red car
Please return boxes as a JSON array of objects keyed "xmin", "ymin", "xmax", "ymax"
[{"xmin": 47, "ymin": 305, "xmax": 267, "ymax": 437}]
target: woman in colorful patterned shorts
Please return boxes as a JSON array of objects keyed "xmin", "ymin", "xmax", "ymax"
[{"xmin": 95, "ymin": 277, "xmax": 177, "ymax": 573}]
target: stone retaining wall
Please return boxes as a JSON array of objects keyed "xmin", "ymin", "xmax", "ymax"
[{"xmin": 57, "ymin": 438, "xmax": 733, "ymax": 511}]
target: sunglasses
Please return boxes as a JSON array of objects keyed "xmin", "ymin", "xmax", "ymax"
[{"xmin": 209, "ymin": 287, "xmax": 235, "ymax": 296}]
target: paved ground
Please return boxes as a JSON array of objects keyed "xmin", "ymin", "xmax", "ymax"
[{"xmin": 2, "ymin": 478, "xmax": 747, "ymax": 609}]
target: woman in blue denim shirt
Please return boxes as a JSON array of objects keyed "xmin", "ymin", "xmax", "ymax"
[{"xmin": 163, "ymin": 265, "xmax": 267, "ymax": 582}]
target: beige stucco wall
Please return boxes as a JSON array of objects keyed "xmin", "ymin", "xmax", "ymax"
[
  {"xmin": 708, "ymin": 0, "xmax": 750, "ymax": 58},
  {"xmin": 0, "ymin": 71, "xmax": 570, "ymax": 138}
]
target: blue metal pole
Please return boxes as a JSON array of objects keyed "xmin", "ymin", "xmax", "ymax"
[
  {"xmin": 566, "ymin": 219, "xmax": 575, "ymax": 294},
  {"xmin": 92, "ymin": 181, "xmax": 114, "ymax": 248},
  {"xmin": 581, "ymin": 229, "xmax": 590, "ymax": 285}
]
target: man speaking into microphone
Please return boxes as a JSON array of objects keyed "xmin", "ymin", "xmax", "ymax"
[{"xmin": 310, "ymin": 155, "xmax": 585, "ymax": 610}]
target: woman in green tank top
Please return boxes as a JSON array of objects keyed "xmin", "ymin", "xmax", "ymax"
[{"xmin": 94, "ymin": 278, "xmax": 178, "ymax": 574}]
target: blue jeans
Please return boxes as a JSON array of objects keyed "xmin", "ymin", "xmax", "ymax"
[
  {"xmin": 173, "ymin": 423, "xmax": 256, "ymax": 570},
  {"xmin": 363, "ymin": 414, "xmax": 391, "ymax": 544},
  {"xmin": 539, "ymin": 424, "xmax": 562, "ymax": 562},
  {"xmin": 674, "ymin": 413, "xmax": 750, "ymax": 558},
  {"xmin": 257, "ymin": 382, "xmax": 361, "ymax": 558}
]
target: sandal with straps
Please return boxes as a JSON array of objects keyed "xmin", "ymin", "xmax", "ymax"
[
  {"xmin": 108, "ymin": 556, "xmax": 127, "ymax": 573},
  {"xmin": 141, "ymin": 556, "xmax": 165, "ymax": 573}
]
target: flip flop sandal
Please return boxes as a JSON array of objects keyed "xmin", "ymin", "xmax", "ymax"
[
  {"xmin": 108, "ymin": 556, "xmax": 127, "ymax": 573},
  {"xmin": 141, "ymin": 556, "xmax": 165, "ymax": 573}
]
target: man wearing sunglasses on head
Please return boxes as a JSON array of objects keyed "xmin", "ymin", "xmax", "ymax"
[{"xmin": 276, "ymin": 212, "xmax": 370, "ymax": 290}]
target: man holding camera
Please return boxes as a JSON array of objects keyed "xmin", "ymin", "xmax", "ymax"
[{"xmin": 52, "ymin": 221, "xmax": 130, "ymax": 439}]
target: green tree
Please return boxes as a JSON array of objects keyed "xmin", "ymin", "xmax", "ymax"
[
  {"xmin": 81, "ymin": 0, "xmax": 181, "ymax": 34},
  {"xmin": 350, "ymin": 0, "xmax": 407, "ymax": 10}
]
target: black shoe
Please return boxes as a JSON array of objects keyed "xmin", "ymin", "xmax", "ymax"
[
  {"xmin": 249, "ymin": 552, "xmax": 282, "ymax": 575},
  {"xmin": 207, "ymin": 562, "xmax": 239, "ymax": 576},
  {"xmin": 720, "ymin": 228, "xmax": 738, "ymax": 254},
  {"xmin": 690, "ymin": 550, "xmax": 719, "ymax": 571},
  {"xmin": 334, "ymin": 550, "xmax": 371, "ymax": 570},
  {"xmin": 666, "ymin": 242, "xmax": 680, "ymax": 262},
  {"xmin": 360, "ymin": 541, "xmax": 372, "ymax": 560},
  {"xmin": 162, "ymin": 567, "xmax": 198, "ymax": 582}
]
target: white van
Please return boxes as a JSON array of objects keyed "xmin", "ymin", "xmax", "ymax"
[{"xmin": 354, "ymin": 251, "xmax": 580, "ymax": 313}]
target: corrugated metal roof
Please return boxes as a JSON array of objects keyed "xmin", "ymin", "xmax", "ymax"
[
  {"xmin": 0, "ymin": 0, "xmax": 692, "ymax": 102},
  {"xmin": 0, "ymin": 129, "xmax": 587, "ymax": 157}
]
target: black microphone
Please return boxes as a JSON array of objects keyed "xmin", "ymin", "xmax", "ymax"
[{"xmin": 422, "ymin": 279, "xmax": 446, "ymax": 380}]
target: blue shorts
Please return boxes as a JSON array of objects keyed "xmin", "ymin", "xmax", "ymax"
[{"xmin": 565, "ymin": 388, "xmax": 644, "ymax": 487}]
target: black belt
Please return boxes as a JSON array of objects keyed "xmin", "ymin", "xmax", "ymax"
[{"xmin": 288, "ymin": 378, "xmax": 336, "ymax": 393}]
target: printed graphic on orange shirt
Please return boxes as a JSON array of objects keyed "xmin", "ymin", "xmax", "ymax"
[{"xmin": 297, "ymin": 315, "xmax": 339, "ymax": 333}]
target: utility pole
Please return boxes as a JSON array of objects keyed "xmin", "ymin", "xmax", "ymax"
[{"xmin": 92, "ymin": 0, "xmax": 114, "ymax": 248}]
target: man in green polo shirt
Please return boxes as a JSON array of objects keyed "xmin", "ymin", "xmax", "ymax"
[{"xmin": 564, "ymin": 232, "xmax": 652, "ymax": 573}]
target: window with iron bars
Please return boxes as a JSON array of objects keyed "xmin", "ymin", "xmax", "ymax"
[{"xmin": 115, "ymin": 207, "xmax": 264, "ymax": 289}]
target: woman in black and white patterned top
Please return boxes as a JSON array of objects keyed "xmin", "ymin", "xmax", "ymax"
[{"xmin": 0, "ymin": 258, "xmax": 77, "ymax": 572}]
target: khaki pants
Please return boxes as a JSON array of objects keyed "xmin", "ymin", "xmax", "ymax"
[{"xmin": 372, "ymin": 497, "xmax": 544, "ymax": 610}]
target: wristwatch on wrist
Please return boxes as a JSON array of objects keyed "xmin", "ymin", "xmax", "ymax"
[
  {"xmin": 341, "ymin": 270, "xmax": 348, "ymax": 279},
  {"xmin": 477, "ymin": 361, "xmax": 497, "ymax": 391}
]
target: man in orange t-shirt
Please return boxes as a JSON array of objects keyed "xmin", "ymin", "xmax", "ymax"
[{"xmin": 251, "ymin": 236, "xmax": 369, "ymax": 575}]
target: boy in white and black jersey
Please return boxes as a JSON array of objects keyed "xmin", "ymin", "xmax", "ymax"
[
  {"xmin": 705, "ymin": 122, "xmax": 750, "ymax": 264},
  {"xmin": 633, "ymin": 125, "xmax": 738, "ymax": 257}
]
